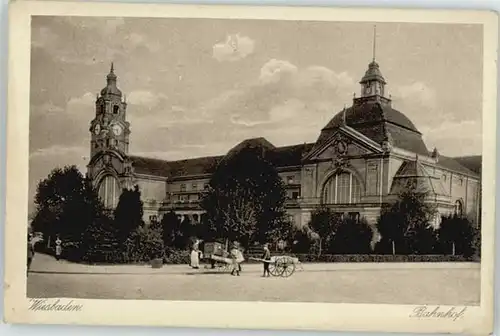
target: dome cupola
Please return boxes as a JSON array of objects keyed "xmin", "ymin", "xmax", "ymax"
[{"xmin": 100, "ymin": 62, "xmax": 122, "ymax": 98}]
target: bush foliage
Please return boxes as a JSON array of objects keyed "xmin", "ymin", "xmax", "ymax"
[{"xmin": 30, "ymin": 165, "xmax": 481, "ymax": 265}]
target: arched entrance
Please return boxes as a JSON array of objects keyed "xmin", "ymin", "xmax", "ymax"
[{"xmin": 98, "ymin": 175, "xmax": 121, "ymax": 208}]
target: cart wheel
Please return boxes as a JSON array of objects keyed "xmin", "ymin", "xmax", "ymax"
[
  {"xmin": 268, "ymin": 261, "xmax": 281, "ymax": 276},
  {"xmin": 279, "ymin": 257, "xmax": 296, "ymax": 278}
]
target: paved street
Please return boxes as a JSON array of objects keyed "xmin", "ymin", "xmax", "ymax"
[{"xmin": 27, "ymin": 254, "xmax": 480, "ymax": 305}]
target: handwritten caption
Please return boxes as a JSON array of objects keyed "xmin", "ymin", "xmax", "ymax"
[
  {"xmin": 409, "ymin": 305, "xmax": 467, "ymax": 321},
  {"xmin": 29, "ymin": 299, "xmax": 83, "ymax": 312}
]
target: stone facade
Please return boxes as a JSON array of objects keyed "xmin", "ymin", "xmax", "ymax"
[{"xmin": 87, "ymin": 61, "xmax": 482, "ymax": 229}]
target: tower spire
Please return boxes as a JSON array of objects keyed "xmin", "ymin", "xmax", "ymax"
[
  {"xmin": 372, "ymin": 24, "xmax": 377, "ymax": 62},
  {"xmin": 110, "ymin": 62, "xmax": 114, "ymax": 73}
]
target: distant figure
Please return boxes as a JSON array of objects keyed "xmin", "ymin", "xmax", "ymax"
[
  {"xmin": 190, "ymin": 240, "xmax": 200, "ymax": 269},
  {"xmin": 230, "ymin": 242, "xmax": 243, "ymax": 276},
  {"xmin": 27, "ymin": 234, "xmax": 35, "ymax": 274},
  {"xmin": 27, "ymin": 233, "xmax": 42, "ymax": 275},
  {"xmin": 55, "ymin": 236, "xmax": 62, "ymax": 261},
  {"xmin": 261, "ymin": 243, "xmax": 271, "ymax": 277}
]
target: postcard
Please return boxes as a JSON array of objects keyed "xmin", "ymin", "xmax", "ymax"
[{"xmin": 4, "ymin": 1, "xmax": 497, "ymax": 334}]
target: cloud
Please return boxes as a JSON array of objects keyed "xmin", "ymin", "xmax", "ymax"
[
  {"xmin": 259, "ymin": 59, "xmax": 298, "ymax": 84},
  {"xmin": 55, "ymin": 17, "xmax": 125, "ymax": 35},
  {"xmin": 225, "ymin": 59, "xmax": 357, "ymax": 129},
  {"xmin": 67, "ymin": 92, "xmax": 95, "ymax": 106},
  {"xmin": 31, "ymin": 102, "xmax": 65, "ymax": 117},
  {"xmin": 32, "ymin": 26, "xmax": 59, "ymax": 49},
  {"xmin": 125, "ymin": 32, "xmax": 161, "ymax": 53},
  {"xmin": 392, "ymin": 82, "xmax": 437, "ymax": 108},
  {"xmin": 30, "ymin": 145, "xmax": 88, "ymax": 160},
  {"xmin": 421, "ymin": 119, "xmax": 481, "ymax": 156},
  {"xmin": 127, "ymin": 90, "xmax": 168, "ymax": 109},
  {"xmin": 212, "ymin": 34, "xmax": 255, "ymax": 62}
]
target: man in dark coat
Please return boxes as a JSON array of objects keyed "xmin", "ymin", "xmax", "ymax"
[{"xmin": 261, "ymin": 243, "xmax": 271, "ymax": 277}]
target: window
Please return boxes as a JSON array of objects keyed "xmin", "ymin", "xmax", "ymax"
[
  {"xmin": 454, "ymin": 200, "xmax": 463, "ymax": 217},
  {"xmin": 204, "ymin": 183, "xmax": 209, "ymax": 190},
  {"xmin": 180, "ymin": 184, "xmax": 186, "ymax": 192},
  {"xmin": 292, "ymin": 191, "xmax": 300, "ymax": 199},
  {"xmin": 113, "ymin": 105, "xmax": 119, "ymax": 114},
  {"xmin": 192, "ymin": 183, "xmax": 198, "ymax": 191},
  {"xmin": 442, "ymin": 174, "xmax": 447, "ymax": 182},
  {"xmin": 287, "ymin": 176, "xmax": 294, "ymax": 184},
  {"xmin": 322, "ymin": 172, "xmax": 362, "ymax": 204},
  {"xmin": 98, "ymin": 175, "xmax": 121, "ymax": 209},
  {"xmin": 179, "ymin": 195, "xmax": 187, "ymax": 202},
  {"xmin": 149, "ymin": 215, "xmax": 158, "ymax": 223}
]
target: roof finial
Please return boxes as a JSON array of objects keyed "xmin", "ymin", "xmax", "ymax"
[
  {"xmin": 110, "ymin": 62, "xmax": 115, "ymax": 73},
  {"xmin": 372, "ymin": 24, "xmax": 377, "ymax": 62}
]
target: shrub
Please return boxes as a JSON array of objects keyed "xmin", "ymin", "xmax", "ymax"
[
  {"xmin": 290, "ymin": 254, "xmax": 473, "ymax": 263},
  {"xmin": 329, "ymin": 217, "xmax": 373, "ymax": 254},
  {"xmin": 163, "ymin": 248, "xmax": 190, "ymax": 264},
  {"xmin": 125, "ymin": 225, "xmax": 165, "ymax": 263}
]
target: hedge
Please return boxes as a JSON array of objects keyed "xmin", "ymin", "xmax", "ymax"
[{"xmin": 287, "ymin": 254, "xmax": 477, "ymax": 263}]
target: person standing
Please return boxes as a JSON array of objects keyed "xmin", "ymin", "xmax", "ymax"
[
  {"xmin": 27, "ymin": 234, "xmax": 35, "ymax": 275},
  {"xmin": 261, "ymin": 243, "xmax": 271, "ymax": 277},
  {"xmin": 230, "ymin": 242, "xmax": 241, "ymax": 276},
  {"xmin": 55, "ymin": 236, "xmax": 62, "ymax": 261},
  {"xmin": 190, "ymin": 240, "xmax": 200, "ymax": 269}
]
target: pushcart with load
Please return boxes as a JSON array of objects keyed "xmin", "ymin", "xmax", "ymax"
[
  {"xmin": 249, "ymin": 255, "xmax": 302, "ymax": 277},
  {"xmin": 202, "ymin": 241, "xmax": 234, "ymax": 272}
]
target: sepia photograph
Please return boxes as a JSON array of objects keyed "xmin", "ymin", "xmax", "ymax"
[{"xmin": 4, "ymin": 1, "xmax": 497, "ymax": 334}]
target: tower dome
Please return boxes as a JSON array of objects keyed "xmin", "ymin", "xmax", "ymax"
[{"xmin": 100, "ymin": 63, "xmax": 122, "ymax": 97}]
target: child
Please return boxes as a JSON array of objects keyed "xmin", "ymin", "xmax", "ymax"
[
  {"xmin": 230, "ymin": 242, "xmax": 242, "ymax": 276},
  {"xmin": 261, "ymin": 243, "xmax": 271, "ymax": 277},
  {"xmin": 55, "ymin": 236, "xmax": 62, "ymax": 260}
]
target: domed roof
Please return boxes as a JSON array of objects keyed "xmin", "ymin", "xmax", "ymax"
[
  {"xmin": 100, "ymin": 63, "xmax": 122, "ymax": 97},
  {"xmin": 313, "ymin": 99, "xmax": 429, "ymax": 156},
  {"xmin": 324, "ymin": 100, "xmax": 419, "ymax": 132},
  {"xmin": 360, "ymin": 61, "xmax": 386, "ymax": 84}
]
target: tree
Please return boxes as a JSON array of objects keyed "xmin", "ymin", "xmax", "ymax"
[
  {"xmin": 31, "ymin": 165, "xmax": 105, "ymax": 248},
  {"xmin": 160, "ymin": 211, "xmax": 182, "ymax": 248},
  {"xmin": 290, "ymin": 226, "xmax": 314, "ymax": 254},
  {"xmin": 81, "ymin": 213, "xmax": 121, "ymax": 264},
  {"xmin": 126, "ymin": 223, "xmax": 165, "ymax": 262},
  {"xmin": 200, "ymin": 146, "xmax": 288, "ymax": 248},
  {"xmin": 114, "ymin": 185, "xmax": 144, "ymax": 246},
  {"xmin": 376, "ymin": 182, "xmax": 438, "ymax": 254},
  {"xmin": 308, "ymin": 207, "xmax": 341, "ymax": 256},
  {"xmin": 438, "ymin": 214, "xmax": 475, "ymax": 256},
  {"xmin": 330, "ymin": 217, "xmax": 373, "ymax": 254}
]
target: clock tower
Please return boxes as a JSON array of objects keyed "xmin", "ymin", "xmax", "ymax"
[
  {"xmin": 89, "ymin": 63, "xmax": 130, "ymax": 158},
  {"xmin": 359, "ymin": 25, "xmax": 386, "ymax": 98},
  {"xmin": 360, "ymin": 60, "xmax": 386, "ymax": 98},
  {"xmin": 87, "ymin": 64, "xmax": 135, "ymax": 208}
]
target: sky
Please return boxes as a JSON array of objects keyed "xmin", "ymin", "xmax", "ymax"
[{"xmin": 29, "ymin": 17, "xmax": 483, "ymax": 214}]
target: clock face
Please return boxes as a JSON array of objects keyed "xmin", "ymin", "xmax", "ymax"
[
  {"xmin": 94, "ymin": 123, "xmax": 101, "ymax": 135},
  {"xmin": 112, "ymin": 124, "xmax": 123, "ymax": 136}
]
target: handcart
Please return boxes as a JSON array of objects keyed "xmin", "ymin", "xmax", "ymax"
[
  {"xmin": 250, "ymin": 255, "xmax": 301, "ymax": 278},
  {"xmin": 202, "ymin": 241, "xmax": 234, "ymax": 273}
]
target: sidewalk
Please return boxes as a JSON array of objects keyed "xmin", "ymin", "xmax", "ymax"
[{"xmin": 29, "ymin": 253, "xmax": 480, "ymax": 275}]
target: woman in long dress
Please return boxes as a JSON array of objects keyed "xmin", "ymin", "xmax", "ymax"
[{"xmin": 190, "ymin": 240, "xmax": 200, "ymax": 269}]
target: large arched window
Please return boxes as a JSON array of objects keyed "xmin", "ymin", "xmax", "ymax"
[
  {"xmin": 322, "ymin": 172, "xmax": 362, "ymax": 204},
  {"xmin": 98, "ymin": 175, "xmax": 121, "ymax": 208}
]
